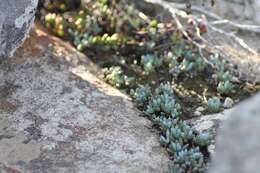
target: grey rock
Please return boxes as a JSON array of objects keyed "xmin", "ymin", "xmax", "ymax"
[
  {"xmin": 189, "ymin": 108, "xmax": 233, "ymax": 155},
  {"xmin": 190, "ymin": 109, "xmax": 232, "ymax": 134},
  {"xmin": 0, "ymin": 0, "xmax": 38, "ymax": 58},
  {"xmin": 193, "ymin": 106, "xmax": 205, "ymax": 117},
  {"xmin": 196, "ymin": 106, "xmax": 205, "ymax": 112},
  {"xmin": 209, "ymin": 93, "xmax": 260, "ymax": 173},
  {"xmin": 223, "ymin": 97, "xmax": 234, "ymax": 108},
  {"xmin": 194, "ymin": 110, "xmax": 202, "ymax": 116},
  {"xmin": 0, "ymin": 26, "xmax": 169, "ymax": 173}
]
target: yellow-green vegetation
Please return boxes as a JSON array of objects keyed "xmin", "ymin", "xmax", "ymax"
[{"xmin": 39, "ymin": 0, "xmax": 258, "ymax": 172}]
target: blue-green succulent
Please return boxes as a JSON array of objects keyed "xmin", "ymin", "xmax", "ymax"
[
  {"xmin": 207, "ymin": 97, "xmax": 221, "ymax": 112},
  {"xmin": 141, "ymin": 54, "xmax": 162, "ymax": 74},
  {"xmin": 103, "ymin": 66, "xmax": 135, "ymax": 88},
  {"xmin": 133, "ymin": 84, "xmax": 210, "ymax": 173},
  {"xmin": 217, "ymin": 80, "xmax": 234, "ymax": 95}
]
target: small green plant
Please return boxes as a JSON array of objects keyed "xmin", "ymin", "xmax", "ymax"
[
  {"xmin": 103, "ymin": 66, "xmax": 135, "ymax": 88},
  {"xmin": 217, "ymin": 81, "xmax": 234, "ymax": 95},
  {"xmin": 195, "ymin": 133, "xmax": 211, "ymax": 147},
  {"xmin": 141, "ymin": 54, "xmax": 162, "ymax": 74},
  {"xmin": 207, "ymin": 97, "xmax": 221, "ymax": 112},
  {"xmin": 217, "ymin": 70, "xmax": 232, "ymax": 82},
  {"xmin": 170, "ymin": 148, "xmax": 205, "ymax": 173},
  {"xmin": 71, "ymin": 30, "xmax": 125, "ymax": 51},
  {"xmin": 130, "ymin": 85, "xmax": 151, "ymax": 107},
  {"xmin": 165, "ymin": 49, "xmax": 207, "ymax": 77},
  {"xmin": 145, "ymin": 84, "xmax": 181, "ymax": 118}
]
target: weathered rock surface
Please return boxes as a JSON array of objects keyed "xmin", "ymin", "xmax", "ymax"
[
  {"xmin": 166, "ymin": 0, "xmax": 260, "ymax": 25},
  {"xmin": 0, "ymin": 0, "xmax": 38, "ymax": 58},
  {"xmin": 189, "ymin": 108, "xmax": 233, "ymax": 155},
  {"xmin": 0, "ymin": 25, "xmax": 169, "ymax": 173},
  {"xmin": 209, "ymin": 93, "xmax": 260, "ymax": 173}
]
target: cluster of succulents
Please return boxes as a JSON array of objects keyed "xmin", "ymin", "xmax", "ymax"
[
  {"xmin": 145, "ymin": 84, "xmax": 181, "ymax": 118},
  {"xmin": 207, "ymin": 97, "xmax": 221, "ymax": 113},
  {"xmin": 41, "ymin": 0, "xmax": 148, "ymax": 51},
  {"xmin": 72, "ymin": 32, "xmax": 126, "ymax": 51},
  {"xmin": 132, "ymin": 84, "xmax": 210, "ymax": 173},
  {"xmin": 103, "ymin": 66, "xmax": 135, "ymax": 88},
  {"xmin": 141, "ymin": 54, "xmax": 162, "ymax": 74},
  {"xmin": 164, "ymin": 47, "xmax": 207, "ymax": 78},
  {"xmin": 210, "ymin": 54, "xmax": 235, "ymax": 95},
  {"xmin": 130, "ymin": 85, "xmax": 151, "ymax": 108},
  {"xmin": 44, "ymin": 13, "xmax": 67, "ymax": 37},
  {"xmin": 217, "ymin": 80, "xmax": 234, "ymax": 95},
  {"xmin": 39, "ymin": 0, "xmax": 81, "ymax": 12}
]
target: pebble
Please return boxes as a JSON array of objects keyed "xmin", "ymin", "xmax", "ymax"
[
  {"xmin": 196, "ymin": 106, "xmax": 205, "ymax": 112},
  {"xmin": 223, "ymin": 97, "xmax": 234, "ymax": 108}
]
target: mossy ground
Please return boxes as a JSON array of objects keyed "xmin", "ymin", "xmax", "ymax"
[{"xmin": 38, "ymin": 0, "xmax": 259, "ymax": 172}]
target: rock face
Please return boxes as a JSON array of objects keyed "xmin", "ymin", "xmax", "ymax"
[
  {"xmin": 0, "ymin": 0, "xmax": 38, "ymax": 58},
  {"xmin": 212, "ymin": 0, "xmax": 260, "ymax": 24},
  {"xmin": 168, "ymin": 0, "xmax": 260, "ymax": 24},
  {"xmin": 189, "ymin": 108, "xmax": 233, "ymax": 155},
  {"xmin": 209, "ymin": 93, "xmax": 260, "ymax": 173},
  {"xmin": 0, "ymin": 26, "xmax": 169, "ymax": 173}
]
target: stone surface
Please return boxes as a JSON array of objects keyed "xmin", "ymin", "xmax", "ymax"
[
  {"xmin": 190, "ymin": 109, "xmax": 232, "ymax": 134},
  {"xmin": 0, "ymin": 0, "xmax": 38, "ymax": 58},
  {"xmin": 166, "ymin": 0, "xmax": 260, "ymax": 24},
  {"xmin": 209, "ymin": 93, "xmax": 260, "ymax": 173},
  {"xmin": 189, "ymin": 108, "xmax": 234, "ymax": 155},
  {"xmin": 223, "ymin": 97, "xmax": 234, "ymax": 108},
  {"xmin": 0, "ymin": 25, "xmax": 169, "ymax": 173}
]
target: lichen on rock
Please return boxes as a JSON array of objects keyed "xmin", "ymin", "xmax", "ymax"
[{"xmin": 0, "ymin": 0, "xmax": 38, "ymax": 58}]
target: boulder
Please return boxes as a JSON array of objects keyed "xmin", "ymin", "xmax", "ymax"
[
  {"xmin": 0, "ymin": 0, "xmax": 38, "ymax": 58},
  {"xmin": 0, "ymin": 25, "xmax": 169, "ymax": 173},
  {"xmin": 209, "ymin": 93, "xmax": 260, "ymax": 173}
]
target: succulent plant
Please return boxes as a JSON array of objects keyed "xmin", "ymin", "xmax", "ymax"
[
  {"xmin": 207, "ymin": 97, "xmax": 221, "ymax": 112},
  {"xmin": 145, "ymin": 84, "xmax": 181, "ymax": 118},
  {"xmin": 41, "ymin": 0, "xmax": 148, "ymax": 52},
  {"xmin": 132, "ymin": 83, "xmax": 210, "ymax": 173},
  {"xmin": 131, "ymin": 85, "xmax": 151, "ymax": 107},
  {"xmin": 195, "ymin": 133, "xmax": 211, "ymax": 147},
  {"xmin": 141, "ymin": 54, "xmax": 162, "ymax": 74},
  {"xmin": 103, "ymin": 66, "xmax": 135, "ymax": 88},
  {"xmin": 172, "ymin": 148, "xmax": 205, "ymax": 173},
  {"xmin": 217, "ymin": 81, "xmax": 234, "ymax": 95},
  {"xmin": 217, "ymin": 70, "xmax": 232, "ymax": 82},
  {"xmin": 44, "ymin": 13, "xmax": 67, "ymax": 37},
  {"xmin": 165, "ymin": 49, "xmax": 207, "ymax": 78}
]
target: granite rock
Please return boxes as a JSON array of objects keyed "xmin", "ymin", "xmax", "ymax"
[
  {"xmin": 0, "ymin": 0, "xmax": 38, "ymax": 58},
  {"xmin": 0, "ymin": 25, "xmax": 169, "ymax": 173}
]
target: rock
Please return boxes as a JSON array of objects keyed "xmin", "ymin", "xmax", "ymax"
[
  {"xmin": 196, "ymin": 106, "xmax": 205, "ymax": 112},
  {"xmin": 209, "ymin": 93, "xmax": 260, "ymax": 173},
  {"xmin": 188, "ymin": 108, "xmax": 234, "ymax": 155},
  {"xmin": 0, "ymin": 0, "xmax": 38, "ymax": 58},
  {"xmin": 223, "ymin": 97, "xmax": 234, "ymax": 108},
  {"xmin": 190, "ymin": 109, "xmax": 232, "ymax": 134},
  {"xmin": 0, "ymin": 25, "xmax": 169, "ymax": 173},
  {"xmin": 193, "ymin": 107, "xmax": 205, "ymax": 116},
  {"xmin": 194, "ymin": 110, "xmax": 202, "ymax": 116}
]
